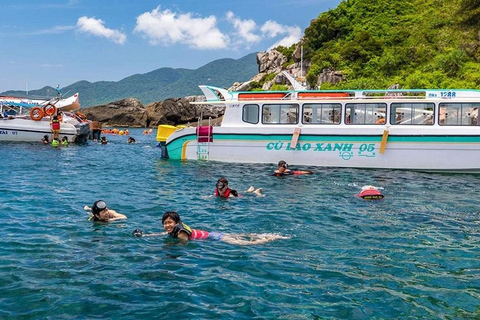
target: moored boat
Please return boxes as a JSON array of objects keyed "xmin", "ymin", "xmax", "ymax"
[
  {"xmin": 160, "ymin": 73, "xmax": 480, "ymax": 173},
  {"xmin": 0, "ymin": 93, "xmax": 90, "ymax": 143}
]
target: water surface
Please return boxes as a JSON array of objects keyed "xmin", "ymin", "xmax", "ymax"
[{"xmin": 1, "ymin": 129, "xmax": 480, "ymax": 319}]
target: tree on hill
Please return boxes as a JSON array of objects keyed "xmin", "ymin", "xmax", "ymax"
[{"xmin": 298, "ymin": 0, "xmax": 480, "ymax": 89}]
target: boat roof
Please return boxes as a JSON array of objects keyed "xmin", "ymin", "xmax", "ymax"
[{"xmin": 194, "ymin": 85, "xmax": 480, "ymax": 104}]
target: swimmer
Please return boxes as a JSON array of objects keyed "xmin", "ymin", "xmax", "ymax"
[
  {"xmin": 356, "ymin": 185, "xmax": 384, "ymax": 200},
  {"xmin": 274, "ymin": 160, "xmax": 291, "ymax": 175},
  {"xmin": 84, "ymin": 200, "xmax": 127, "ymax": 222},
  {"xmin": 41, "ymin": 135, "xmax": 49, "ymax": 144},
  {"xmin": 273, "ymin": 160, "xmax": 313, "ymax": 176},
  {"xmin": 132, "ymin": 211, "xmax": 289, "ymax": 245},
  {"xmin": 215, "ymin": 177, "xmax": 239, "ymax": 198},
  {"xmin": 127, "ymin": 136, "xmax": 136, "ymax": 143}
]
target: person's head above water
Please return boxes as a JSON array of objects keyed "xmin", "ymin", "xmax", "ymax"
[
  {"xmin": 277, "ymin": 160, "xmax": 289, "ymax": 173},
  {"xmin": 162, "ymin": 211, "xmax": 181, "ymax": 224},
  {"xmin": 92, "ymin": 200, "xmax": 108, "ymax": 216},
  {"xmin": 216, "ymin": 177, "xmax": 228, "ymax": 190},
  {"xmin": 278, "ymin": 160, "xmax": 288, "ymax": 168}
]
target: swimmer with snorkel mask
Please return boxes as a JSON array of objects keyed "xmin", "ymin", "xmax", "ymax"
[
  {"xmin": 84, "ymin": 200, "xmax": 127, "ymax": 222},
  {"xmin": 214, "ymin": 177, "xmax": 263, "ymax": 197}
]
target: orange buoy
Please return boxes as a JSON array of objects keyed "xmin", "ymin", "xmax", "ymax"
[
  {"xmin": 43, "ymin": 104, "xmax": 57, "ymax": 116},
  {"xmin": 30, "ymin": 107, "xmax": 45, "ymax": 121}
]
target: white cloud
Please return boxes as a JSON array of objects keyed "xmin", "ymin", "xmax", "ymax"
[
  {"xmin": 225, "ymin": 11, "xmax": 261, "ymax": 45},
  {"xmin": 77, "ymin": 16, "xmax": 126, "ymax": 45},
  {"xmin": 30, "ymin": 25, "xmax": 76, "ymax": 35},
  {"xmin": 134, "ymin": 6, "xmax": 229, "ymax": 50},
  {"xmin": 261, "ymin": 20, "xmax": 302, "ymax": 49}
]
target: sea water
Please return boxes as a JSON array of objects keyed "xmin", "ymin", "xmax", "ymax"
[{"xmin": 1, "ymin": 128, "xmax": 480, "ymax": 319}]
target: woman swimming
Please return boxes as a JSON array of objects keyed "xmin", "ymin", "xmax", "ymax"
[
  {"xmin": 84, "ymin": 200, "xmax": 127, "ymax": 222},
  {"xmin": 132, "ymin": 211, "xmax": 289, "ymax": 245}
]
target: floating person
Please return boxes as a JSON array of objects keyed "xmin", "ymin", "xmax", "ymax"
[
  {"xmin": 100, "ymin": 136, "xmax": 108, "ymax": 144},
  {"xmin": 273, "ymin": 160, "xmax": 313, "ymax": 176},
  {"xmin": 356, "ymin": 185, "xmax": 384, "ymax": 200},
  {"xmin": 132, "ymin": 211, "xmax": 289, "ymax": 245},
  {"xmin": 61, "ymin": 136, "xmax": 69, "ymax": 146},
  {"xmin": 84, "ymin": 200, "xmax": 127, "ymax": 222},
  {"xmin": 41, "ymin": 135, "xmax": 49, "ymax": 144},
  {"xmin": 51, "ymin": 138, "xmax": 60, "ymax": 148},
  {"xmin": 127, "ymin": 136, "xmax": 136, "ymax": 143}
]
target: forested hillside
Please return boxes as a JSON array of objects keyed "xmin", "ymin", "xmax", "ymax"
[{"xmin": 299, "ymin": 0, "xmax": 480, "ymax": 89}]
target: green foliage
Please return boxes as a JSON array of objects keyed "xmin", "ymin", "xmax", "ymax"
[
  {"xmin": 303, "ymin": 0, "xmax": 480, "ymax": 89},
  {"xmin": 270, "ymin": 84, "xmax": 289, "ymax": 91},
  {"xmin": 273, "ymin": 44, "xmax": 296, "ymax": 63}
]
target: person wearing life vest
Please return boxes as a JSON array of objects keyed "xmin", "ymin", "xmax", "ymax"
[
  {"xmin": 51, "ymin": 138, "xmax": 60, "ymax": 148},
  {"xmin": 274, "ymin": 160, "xmax": 291, "ymax": 175},
  {"xmin": 215, "ymin": 177, "xmax": 238, "ymax": 198},
  {"xmin": 132, "ymin": 211, "xmax": 290, "ymax": 245},
  {"xmin": 51, "ymin": 115, "xmax": 60, "ymax": 139},
  {"xmin": 61, "ymin": 136, "xmax": 69, "ymax": 146}
]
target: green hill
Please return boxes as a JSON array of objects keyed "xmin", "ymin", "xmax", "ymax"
[
  {"xmin": 1, "ymin": 53, "xmax": 258, "ymax": 107},
  {"xmin": 300, "ymin": 0, "xmax": 480, "ymax": 89}
]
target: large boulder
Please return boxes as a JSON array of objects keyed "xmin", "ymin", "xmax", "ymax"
[
  {"xmin": 256, "ymin": 50, "xmax": 287, "ymax": 73},
  {"xmin": 145, "ymin": 96, "xmax": 224, "ymax": 127},
  {"xmin": 84, "ymin": 98, "xmax": 147, "ymax": 127}
]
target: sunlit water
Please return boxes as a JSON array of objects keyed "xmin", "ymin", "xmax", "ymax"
[{"xmin": 1, "ymin": 128, "xmax": 480, "ymax": 319}]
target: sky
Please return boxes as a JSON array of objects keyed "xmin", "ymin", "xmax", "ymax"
[{"xmin": 0, "ymin": 0, "xmax": 342, "ymax": 93}]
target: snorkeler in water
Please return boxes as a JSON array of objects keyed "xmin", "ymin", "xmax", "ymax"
[
  {"xmin": 84, "ymin": 200, "xmax": 127, "ymax": 222},
  {"xmin": 214, "ymin": 177, "xmax": 263, "ymax": 197},
  {"xmin": 273, "ymin": 160, "xmax": 313, "ymax": 176},
  {"xmin": 132, "ymin": 211, "xmax": 288, "ymax": 245}
]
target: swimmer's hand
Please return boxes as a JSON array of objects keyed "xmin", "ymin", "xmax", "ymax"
[
  {"xmin": 132, "ymin": 229, "xmax": 144, "ymax": 237},
  {"xmin": 84, "ymin": 205, "xmax": 91, "ymax": 211}
]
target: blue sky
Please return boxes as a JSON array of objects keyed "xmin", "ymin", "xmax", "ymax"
[{"xmin": 0, "ymin": 0, "xmax": 342, "ymax": 93}]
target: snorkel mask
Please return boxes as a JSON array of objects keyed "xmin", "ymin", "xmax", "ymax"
[{"xmin": 92, "ymin": 200, "xmax": 107, "ymax": 215}]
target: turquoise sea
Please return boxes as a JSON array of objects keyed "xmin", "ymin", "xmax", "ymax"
[{"xmin": 1, "ymin": 128, "xmax": 480, "ymax": 319}]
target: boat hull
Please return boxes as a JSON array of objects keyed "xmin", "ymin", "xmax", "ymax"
[
  {"xmin": 0, "ymin": 117, "xmax": 88, "ymax": 142},
  {"xmin": 165, "ymin": 126, "xmax": 480, "ymax": 173}
]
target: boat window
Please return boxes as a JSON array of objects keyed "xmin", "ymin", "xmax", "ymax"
[
  {"xmin": 303, "ymin": 103, "xmax": 341, "ymax": 124},
  {"xmin": 390, "ymin": 103, "xmax": 435, "ymax": 125},
  {"xmin": 262, "ymin": 104, "xmax": 299, "ymax": 124},
  {"xmin": 439, "ymin": 103, "xmax": 479, "ymax": 126},
  {"xmin": 345, "ymin": 103, "xmax": 387, "ymax": 125},
  {"xmin": 242, "ymin": 104, "xmax": 259, "ymax": 124}
]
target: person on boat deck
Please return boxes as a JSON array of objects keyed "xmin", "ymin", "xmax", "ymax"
[
  {"xmin": 215, "ymin": 177, "xmax": 238, "ymax": 198},
  {"xmin": 127, "ymin": 136, "xmax": 136, "ymax": 143},
  {"xmin": 275, "ymin": 160, "xmax": 291, "ymax": 175},
  {"xmin": 132, "ymin": 211, "xmax": 289, "ymax": 245},
  {"xmin": 100, "ymin": 136, "xmax": 108, "ymax": 144},
  {"xmin": 61, "ymin": 136, "xmax": 69, "ymax": 146},
  {"xmin": 41, "ymin": 135, "xmax": 49, "ymax": 144},
  {"xmin": 51, "ymin": 115, "xmax": 60, "ymax": 139},
  {"xmin": 85, "ymin": 200, "xmax": 127, "ymax": 222}
]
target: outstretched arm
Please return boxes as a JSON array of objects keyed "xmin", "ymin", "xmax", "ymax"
[{"xmin": 107, "ymin": 209, "xmax": 127, "ymax": 221}]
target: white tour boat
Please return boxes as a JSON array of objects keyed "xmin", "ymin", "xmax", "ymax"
[
  {"xmin": 0, "ymin": 92, "xmax": 90, "ymax": 143},
  {"xmin": 158, "ymin": 73, "xmax": 480, "ymax": 173}
]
